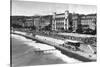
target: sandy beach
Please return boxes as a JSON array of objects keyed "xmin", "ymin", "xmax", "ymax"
[{"xmin": 11, "ymin": 34, "xmax": 82, "ymax": 67}]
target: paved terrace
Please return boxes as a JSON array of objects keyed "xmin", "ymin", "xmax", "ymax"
[
  {"xmin": 12, "ymin": 29, "xmax": 97, "ymax": 45},
  {"xmin": 58, "ymin": 33, "xmax": 96, "ymax": 38},
  {"xmin": 56, "ymin": 33, "xmax": 96, "ymax": 45}
]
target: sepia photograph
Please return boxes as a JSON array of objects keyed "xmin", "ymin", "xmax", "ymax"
[{"xmin": 10, "ymin": 0, "xmax": 97, "ymax": 67}]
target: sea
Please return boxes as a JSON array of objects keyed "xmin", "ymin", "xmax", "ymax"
[{"xmin": 11, "ymin": 34, "xmax": 82, "ymax": 67}]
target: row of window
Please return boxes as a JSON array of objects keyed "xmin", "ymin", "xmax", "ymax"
[
  {"xmin": 72, "ymin": 16, "xmax": 78, "ymax": 19},
  {"xmin": 81, "ymin": 16, "xmax": 96, "ymax": 19}
]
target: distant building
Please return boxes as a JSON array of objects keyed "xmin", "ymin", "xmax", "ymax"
[
  {"xmin": 80, "ymin": 14, "xmax": 96, "ymax": 30},
  {"xmin": 11, "ymin": 16, "xmax": 26, "ymax": 28},
  {"xmin": 72, "ymin": 13, "xmax": 80, "ymax": 32},
  {"xmin": 52, "ymin": 10, "xmax": 70, "ymax": 31},
  {"xmin": 33, "ymin": 15, "xmax": 52, "ymax": 31},
  {"xmin": 11, "ymin": 12, "xmax": 97, "ymax": 34},
  {"xmin": 33, "ymin": 16, "xmax": 41, "ymax": 31},
  {"xmin": 24, "ymin": 17, "xmax": 34, "ymax": 28}
]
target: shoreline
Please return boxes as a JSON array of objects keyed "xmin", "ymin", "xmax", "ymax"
[
  {"xmin": 11, "ymin": 31, "xmax": 96, "ymax": 62},
  {"xmin": 11, "ymin": 33, "xmax": 83, "ymax": 67}
]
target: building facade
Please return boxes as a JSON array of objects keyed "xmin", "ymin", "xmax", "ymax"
[
  {"xmin": 80, "ymin": 14, "xmax": 96, "ymax": 30},
  {"xmin": 72, "ymin": 13, "xmax": 80, "ymax": 32},
  {"xmin": 33, "ymin": 11, "xmax": 96, "ymax": 34},
  {"xmin": 33, "ymin": 15, "xmax": 52, "ymax": 31},
  {"xmin": 52, "ymin": 10, "xmax": 69, "ymax": 31},
  {"xmin": 33, "ymin": 16, "xmax": 40, "ymax": 27},
  {"xmin": 11, "ymin": 16, "xmax": 26, "ymax": 28},
  {"xmin": 24, "ymin": 17, "xmax": 34, "ymax": 28}
]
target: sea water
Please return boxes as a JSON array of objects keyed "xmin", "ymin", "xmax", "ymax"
[{"xmin": 11, "ymin": 34, "xmax": 82, "ymax": 67}]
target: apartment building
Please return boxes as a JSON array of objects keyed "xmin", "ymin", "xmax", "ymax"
[
  {"xmin": 80, "ymin": 14, "xmax": 96, "ymax": 30},
  {"xmin": 24, "ymin": 17, "xmax": 34, "ymax": 27},
  {"xmin": 33, "ymin": 15, "xmax": 52, "ymax": 30},
  {"xmin": 72, "ymin": 13, "xmax": 80, "ymax": 32},
  {"xmin": 52, "ymin": 10, "xmax": 70, "ymax": 31}
]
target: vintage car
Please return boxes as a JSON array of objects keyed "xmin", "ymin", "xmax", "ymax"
[{"xmin": 61, "ymin": 39, "xmax": 83, "ymax": 51}]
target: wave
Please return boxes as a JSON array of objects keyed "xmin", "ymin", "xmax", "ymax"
[{"xmin": 11, "ymin": 34, "xmax": 82, "ymax": 64}]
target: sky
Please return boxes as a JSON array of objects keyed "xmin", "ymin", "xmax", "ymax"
[{"xmin": 11, "ymin": 0, "xmax": 97, "ymax": 16}]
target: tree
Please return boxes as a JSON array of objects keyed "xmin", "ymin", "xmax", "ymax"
[{"xmin": 43, "ymin": 24, "xmax": 51, "ymax": 31}]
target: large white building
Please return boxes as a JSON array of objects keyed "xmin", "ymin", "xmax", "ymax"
[{"xmin": 52, "ymin": 10, "xmax": 69, "ymax": 31}]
